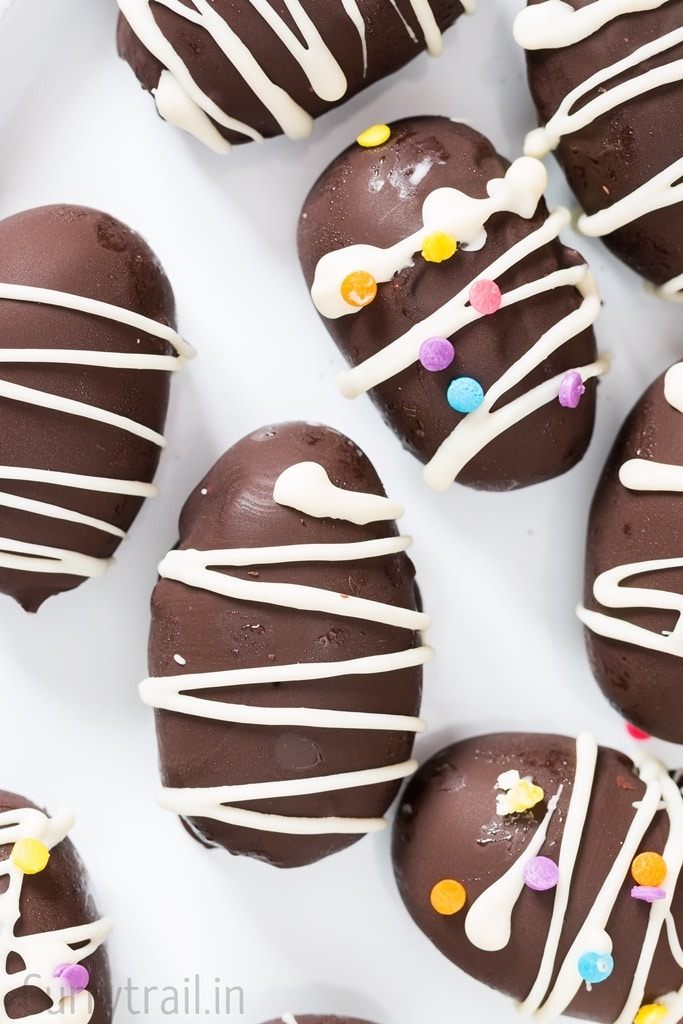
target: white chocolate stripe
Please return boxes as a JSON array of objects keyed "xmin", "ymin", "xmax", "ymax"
[
  {"xmin": 577, "ymin": 557, "xmax": 683, "ymax": 657},
  {"xmin": 0, "ymin": 281, "xmax": 192, "ymax": 358},
  {"xmin": 0, "ymin": 465, "xmax": 157, "ymax": 497},
  {"xmin": 0, "ymin": 536, "xmax": 110, "ymax": 577},
  {"xmin": 157, "ymin": 758, "xmax": 418, "ymax": 834},
  {"xmin": 524, "ymin": 29, "xmax": 683, "ymax": 158},
  {"xmin": 0, "ymin": 378, "xmax": 166, "ymax": 447},
  {"xmin": 158, "ymin": 540, "xmax": 430, "ymax": 631},
  {"xmin": 654, "ymin": 272, "xmax": 683, "ymax": 302},
  {"xmin": 619, "ymin": 460, "xmax": 683, "ymax": 491},
  {"xmin": 0, "ymin": 806, "xmax": 111, "ymax": 1023},
  {"xmin": 0, "ymin": 490, "xmax": 126, "ymax": 538},
  {"xmin": 578, "ymin": 157, "xmax": 683, "ymax": 237},
  {"xmin": 118, "ymin": 0, "xmax": 447, "ymax": 151},
  {"xmin": 514, "ymin": 0, "xmax": 673, "ymax": 50},
  {"xmin": 0, "ymin": 348, "xmax": 182, "ymax": 371}
]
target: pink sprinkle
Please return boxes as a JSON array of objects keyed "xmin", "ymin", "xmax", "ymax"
[
  {"xmin": 523, "ymin": 856, "xmax": 559, "ymax": 891},
  {"xmin": 558, "ymin": 370, "xmax": 586, "ymax": 408},
  {"xmin": 53, "ymin": 963, "xmax": 89, "ymax": 993},
  {"xmin": 626, "ymin": 723, "xmax": 651, "ymax": 741},
  {"xmin": 631, "ymin": 885, "xmax": 666, "ymax": 903},
  {"xmin": 468, "ymin": 279, "xmax": 501, "ymax": 315}
]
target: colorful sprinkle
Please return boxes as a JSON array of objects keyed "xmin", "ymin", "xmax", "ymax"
[
  {"xmin": 634, "ymin": 1004, "xmax": 669, "ymax": 1024},
  {"xmin": 626, "ymin": 723, "xmax": 651, "ymax": 741},
  {"xmin": 53, "ymin": 963, "xmax": 89, "ymax": 993},
  {"xmin": 341, "ymin": 270, "xmax": 377, "ymax": 308},
  {"xmin": 469, "ymin": 279, "xmax": 502, "ymax": 315},
  {"xmin": 523, "ymin": 856, "xmax": 559, "ymax": 891},
  {"xmin": 447, "ymin": 377, "xmax": 484, "ymax": 414},
  {"xmin": 419, "ymin": 336, "xmax": 455, "ymax": 372},
  {"xmin": 421, "ymin": 232, "xmax": 458, "ymax": 263},
  {"xmin": 356, "ymin": 124, "xmax": 391, "ymax": 148},
  {"xmin": 631, "ymin": 885, "xmax": 666, "ymax": 903},
  {"xmin": 430, "ymin": 878, "xmax": 466, "ymax": 915},
  {"xmin": 496, "ymin": 770, "xmax": 545, "ymax": 815},
  {"xmin": 631, "ymin": 852, "xmax": 667, "ymax": 887},
  {"xmin": 10, "ymin": 837, "xmax": 50, "ymax": 874},
  {"xmin": 558, "ymin": 370, "xmax": 586, "ymax": 408},
  {"xmin": 577, "ymin": 951, "xmax": 614, "ymax": 985}
]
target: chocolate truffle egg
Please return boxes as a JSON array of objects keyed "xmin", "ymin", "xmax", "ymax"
[
  {"xmin": 578, "ymin": 362, "xmax": 683, "ymax": 742},
  {"xmin": 116, "ymin": 0, "xmax": 471, "ymax": 153},
  {"xmin": 514, "ymin": 0, "xmax": 683, "ymax": 298},
  {"xmin": 298, "ymin": 116, "xmax": 604, "ymax": 492},
  {"xmin": 0, "ymin": 790, "xmax": 111, "ymax": 1022},
  {"xmin": 0, "ymin": 204, "xmax": 191, "ymax": 612},
  {"xmin": 142, "ymin": 422, "xmax": 429, "ymax": 868},
  {"xmin": 393, "ymin": 731, "xmax": 683, "ymax": 1024}
]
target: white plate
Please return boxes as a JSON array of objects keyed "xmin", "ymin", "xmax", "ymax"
[{"xmin": 0, "ymin": 3, "xmax": 681, "ymax": 1023}]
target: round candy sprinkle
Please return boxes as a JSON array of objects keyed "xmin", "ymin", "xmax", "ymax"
[
  {"xmin": 419, "ymin": 336, "xmax": 454, "ymax": 372},
  {"xmin": 626, "ymin": 722, "xmax": 651, "ymax": 741},
  {"xmin": 447, "ymin": 377, "xmax": 484, "ymax": 414},
  {"xmin": 469, "ymin": 279, "xmax": 502, "ymax": 315},
  {"xmin": 634, "ymin": 1004, "xmax": 669, "ymax": 1024},
  {"xmin": 421, "ymin": 232, "xmax": 458, "ymax": 263},
  {"xmin": 523, "ymin": 856, "xmax": 559, "ymax": 892},
  {"xmin": 356, "ymin": 123, "xmax": 391, "ymax": 148},
  {"xmin": 341, "ymin": 270, "xmax": 377, "ymax": 308},
  {"xmin": 631, "ymin": 851, "xmax": 667, "ymax": 887},
  {"xmin": 430, "ymin": 878, "xmax": 466, "ymax": 915},
  {"xmin": 558, "ymin": 370, "xmax": 586, "ymax": 408},
  {"xmin": 10, "ymin": 837, "xmax": 50, "ymax": 874},
  {"xmin": 631, "ymin": 885, "xmax": 666, "ymax": 903},
  {"xmin": 577, "ymin": 951, "xmax": 614, "ymax": 985},
  {"xmin": 53, "ymin": 963, "xmax": 89, "ymax": 993}
]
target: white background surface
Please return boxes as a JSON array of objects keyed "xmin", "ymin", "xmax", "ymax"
[{"xmin": 0, "ymin": 2, "xmax": 681, "ymax": 1022}]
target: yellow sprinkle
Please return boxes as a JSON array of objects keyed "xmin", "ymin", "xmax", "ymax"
[
  {"xmin": 430, "ymin": 878, "xmax": 466, "ymax": 915},
  {"xmin": 356, "ymin": 124, "xmax": 391, "ymax": 148},
  {"xmin": 11, "ymin": 838, "xmax": 50, "ymax": 874},
  {"xmin": 634, "ymin": 1004, "xmax": 669, "ymax": 1024},
  {"xmin": 508, "ymin": 780, "xmax": 545, "ymax": 813},
  {"xmin": 632, "ymin": 851, "xmax": 667, "ymax": 887},
  {"xmin": 421, "ymin": 232, "xmax": 458, "ymax": 263}
]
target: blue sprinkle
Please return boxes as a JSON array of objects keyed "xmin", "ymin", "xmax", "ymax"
[
  {"xmin": 578, "ymin": 951, "xmax": 614, "ymax": 985},
  {"xmin": 447, "ymin": 376, "xmax": 484, "ymax": 413}
]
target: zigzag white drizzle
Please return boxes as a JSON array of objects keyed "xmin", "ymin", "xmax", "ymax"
[
  {"xmin": 117, "ymin": 0, "xmax": 457, "ymax": 153},
  {"xmin": 0, "ymin": 805, "xmax": 111, "ymax": 1024},
  {"xmin": 141, "ymin": 460, "xmax": 431, "ymax": 835},
  {"xmin": 0, "ymin": 281, "xmax": 192, "ymax": 579},
  {"xmin": 514, "ymin": 0, "xmax": 682, "ymax": 302},
  {"xmin": 578, "ymin": 363, "xmax": 683, "ymax": 656},
  {"xmin": 310, "ymin": 156, "xmax": 604, "ymax": 491},
  {"xmin": 464, "ymin": 733, "xmax": 683, "ymax": 1024}
]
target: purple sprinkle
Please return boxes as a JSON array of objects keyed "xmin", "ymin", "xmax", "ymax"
[
  {"xmin": 523, "ymin": 856, "xmax": 559, "ymax": 891},
  {"xmin": 558, "ymin": 370, "xmax": 586, "ymax": 408},
  {"xmin": 631, "ymin": 885, "xmax": 666, "ymax": 903},
  {"xmin": 53, "ymin": 963, "xmax": 89, "ymax": 993},
  {"xmin": 419, "ymin": 336, "xmax": 455, "ymax": 372}
]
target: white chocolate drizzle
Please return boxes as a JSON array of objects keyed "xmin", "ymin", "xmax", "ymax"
[
  {"xmin": 0, "ymin": 805, "xmax": 111, "ymax": 1023},
  {"xmin": 142, "ymin": 461, "xmax": 431, "ymax": 835},
  {"xmin": 578, "ymin": 364, "xmax": 683, "ymax": 656},
  {"xmin": 465, "ymin": 734, "xmax": 683, "ymax": 1023},
  {"xmin": 281, "ymin": 1015, "xmax": 298, "ymax": 1024},
  {"xmin": 0, "ymin": 280, "xmax": 191, "ymax": 580},
  {"xmin": 118, "ymin": 0, "xmax": 455, "ymax": 152},
  {"xmin": 514, "ymin": 2, "xmax": 682, "ymax": 302},
  {"xmin": 310, "ymin": 161, "xmax": 603, "ymax": 491}
]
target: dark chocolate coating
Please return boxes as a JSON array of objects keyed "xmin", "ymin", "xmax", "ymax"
[
  {"xmin": 116, "ymin": 0, "xmax": 466, "ymax": 148},
  {"xmin": 582, "ymin": 362, "xmax": 683, "ymax": 741},
  {"xmin": 393, "ymin": 732, "xmax": 683, "ymax": 1022},
  {"xmin": 261, "ymin": 1017, "xmax": 378, "ymax": 1024},
  {"xmin": 523, "ymin": 0, "xmax": 683, "ymax": 287},
  {"xmin": 298, "ymin": 116, "xmax": 598, "ymax": 490},
  {"xmin": 0, "ymin": 789, "xmax": 111, "ymax": 1022},
  {"xmin": 148, "ymin": 422, "xmax": 424, "ymax": 868},
  {"xmin": 0, "ymin": 204, "xmax": 178, "ymax": 611}
]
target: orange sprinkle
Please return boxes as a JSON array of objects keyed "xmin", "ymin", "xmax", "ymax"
[
  {"xmin": 341, "ymin": 270, "xmax": 377, "ymax": 308},
  {"xmin": 631, "ymin": 852, "xmax": 667, "ymax": 888},
  {"xmin": 430, "ymin": 878, "xmax": 466, "ymax": 915}
]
